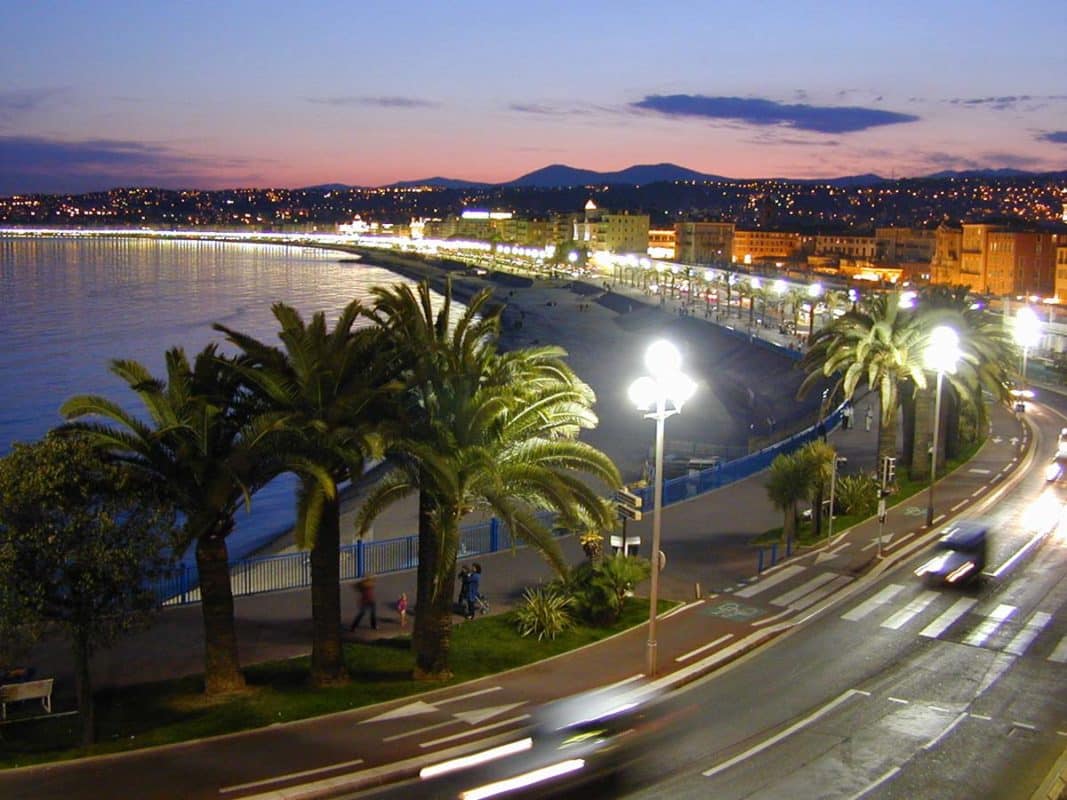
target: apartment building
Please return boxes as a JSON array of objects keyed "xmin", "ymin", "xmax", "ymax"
[
  {"xmin": 1056, "ymin": 242, "xmax": 1067, "ymax": 301},
  {"xmin": 875, "ymin": 227, "xmax": 937, "ymax": 263},
  {"xmin": 959, "ymin": 223, "xmax": 1057, "ymax": 296},
  {"xmin": 648, "ymin": 229, "xmax": 676, "ymax": 260},
  {"xmin": 813, "ymin": 234, "xmax": 878, "ymax": 260},
  {"xmin": 673, "ymin": 221, "xmax": 734, "ymax": 264},
  {"xmin": 575, "ymin": 200, "xmax": 650, "ymax": 255},
  {"xmin": 732, "ymin": 229, "xmax": 801, "ymax": 264}
]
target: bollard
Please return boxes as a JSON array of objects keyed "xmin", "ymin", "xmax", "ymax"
[
  {"xmin": 758, "ymin": 548, "xmax": 765, "ymax": 574},
  {"xmin": 694, "ymin": 582, "xmax": 702, "ymax": 599},
  {"xmin": 771, "ymin": 543, "xmax": 778, "ymax": 565}
]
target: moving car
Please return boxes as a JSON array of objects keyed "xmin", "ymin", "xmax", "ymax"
[
  {"xmin": 1046, "ymin": 454, "xmax": 1067, "ymax": 483},
  {"xmin": 407, "ymin": 684, "xmax": 673, "ymax": 799},
  {"xmin": 915, "ymin": 521, "xmax": 988, "ymax": 586}
]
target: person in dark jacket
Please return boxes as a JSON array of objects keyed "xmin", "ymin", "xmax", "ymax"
[
  {"xmin": 464, "ymin": 563, "xmax": 482, "ymax": 619},
  {"xmin": 350, "ymin": 576, "xmax": 377, "ymax": 630}
]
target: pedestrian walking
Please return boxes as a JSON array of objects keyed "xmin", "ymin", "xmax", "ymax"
[
  {"xmin": 396, "ymin": 592, "xmax": 408, "ymax": 629},
  {"xmin": 865, "ymin": 405, "xmax": 873, "ymax": 432},
  {"xmin": 456, "ymin": 565, "xmax": 471, "ymax": 614},
  {"xmin": 843, "ymin": 402, "xmax": 853, "ymax": 430},
  {"xmin": 350, "ymin": 576, "xmax": 377, "ymax": 630},
  {"xmin": 464, "ymin": 563, "xmax": 482, "ymax": 619}
]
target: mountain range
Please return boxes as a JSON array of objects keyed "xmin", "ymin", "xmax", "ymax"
[{"xmin": 304, "ymin": 163, "xmax": 1057, "ymax": 192}]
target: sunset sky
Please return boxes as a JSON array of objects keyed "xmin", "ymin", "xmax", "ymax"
[{"xmin": 2, "ymin": 0, "xmax": 1065, "ymax": 195}]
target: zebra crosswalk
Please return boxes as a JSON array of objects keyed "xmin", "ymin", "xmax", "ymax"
[{"xmin": 834, "ymin": 582, "xmax": 1065, "ymax": 662}]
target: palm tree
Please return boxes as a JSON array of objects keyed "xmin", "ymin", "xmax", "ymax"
[
  {"xmin": 907, "ymin": 286, "xmax": 1016, "ymax": 478},
  {"xmin": 61, "ymin": 346, "xmax": 293, "ymax": 693},
  {"xmin": 797, "ymin": 439, "xmax": 836, "ymax": 538},
  {"xmin": 215, "ymin": 301, "xmax": 394, "ymax": 686},
  {"xmin": 799, "ymin": 290, "xmax": 928, "ymax": 463},
  {"xmin": 357, "ymin": 280, "xmax": 621, "ymax": 679},
  {"xmin": 765, "ymin": 451, "xmax": 809, "ymax": 547}
]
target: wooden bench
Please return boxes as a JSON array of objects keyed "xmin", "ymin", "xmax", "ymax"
[{"xmin": 0, "ymin": 678, "xmax": 53, "ymax": 719}]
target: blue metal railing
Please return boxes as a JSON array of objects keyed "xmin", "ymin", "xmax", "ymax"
[{"xmin": 155, "ymin": 409, "xmax": 842, "ymax": 606}]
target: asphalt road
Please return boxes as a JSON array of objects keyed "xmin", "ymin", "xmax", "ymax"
[{"xmin": 599, "ymin": 397, "xmax": 1067, "ymax": 799}]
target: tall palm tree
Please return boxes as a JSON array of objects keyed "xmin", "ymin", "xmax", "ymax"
[
  {"xmin": 215, "ymin": 301, "xmax": 394, "ymax": 686},
  {"xmin": 799, "ymin": 290, "xmax": 928, "ymax": 463},
  {"xmin": 358, "ymin": 280, "xmax": 620, "ymax": 679},
  {"xmin": 61, "ymin": 346, "xmax": 297, "ymax": 693},
  {"xmin": 907, "ymin": 286, "xmax": 1016, "ymax": 478}
]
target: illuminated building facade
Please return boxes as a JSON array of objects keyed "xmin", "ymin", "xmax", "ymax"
[
  {"xmin": 674, "ymin": 221, "xmax": 733, "ymax": 264},
  {"xmin": 575, "ymin": 201, "xmax": 650, "ymax": 255},
  {"xmin": 732, "ymin": 229, "xmax": 801, "ymax": 264}
]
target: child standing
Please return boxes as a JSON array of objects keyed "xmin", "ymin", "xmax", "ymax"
[{"xmin": 397, "ymin": 592, "xmax": 408, "ymax": 629}]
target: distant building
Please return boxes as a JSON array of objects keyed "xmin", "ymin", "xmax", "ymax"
[
  {"xmin": 1055, "ymin": 242, "xmax": 1067, "ymax": 302},
  {"xmin": 813, "ymin": 234, "xmax": 878, "ymax": 261},
  {"xmin": 959, "ymin": 223, "xmax": 1057, "ymax": 296},
  {"xmin": 875, "ymin": 227, "xmax": 936, "ymax": 264},
  {"xmin": 732, "ymin": 229, "xmax": 801, "ymax": 264},
  {"xmin": 930, "ymin": 223, "xmax": 962, "ymax": 285},
  {"xmin": 673, "ymin": 221, "xmax": 733, "ymax": 265},
  {"xmin": 575, "ymin": 200, "xmax": 649, "ymax": 255},
  {"xmin": 648, "ymin": 228, "xmax": 676, "ymax": 260}
]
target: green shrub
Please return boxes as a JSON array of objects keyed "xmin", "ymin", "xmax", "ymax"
[
  {"xmin": 514, "ymin": 586, "xmax": 573, "ymax": 641},
  {"xmin": 559, "ymin": 554, "xmax": 651, "ymax": 626},
  {"xmin": 835, "ymin": 473, "xmax": 878, "ymax": 516}
]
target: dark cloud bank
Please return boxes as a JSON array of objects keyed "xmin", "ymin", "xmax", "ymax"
[{"xmin": 631, "ymin": 94, "xmax": 919, "ymax": 133}]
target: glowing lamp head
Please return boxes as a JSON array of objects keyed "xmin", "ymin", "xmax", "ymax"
[
  {"xmin": 924, "ymin": 325, "xmax": 960, "ymax": 374},
  {"xmin": 1014, "ymin": 306, "xmax": 1040, "ymax": 348},
  {"xmin": 645, "ymin": 340, "xmax": 681, "ymax": 377},
  {"xmin": 628, "ymin": 376, "xmax": 659, "ymax": 411}
]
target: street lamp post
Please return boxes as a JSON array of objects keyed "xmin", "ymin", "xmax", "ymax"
[
  {"xmin": 629, "ymin": 340, "xmax": 696, "ymax": 677},
  {"xmin": 827, "ymin": 455, "xmax": 847, "ymax": 541},
  {"xmin": 924, "ymin": 326, "xmax": 960, "ymax": 527},
  {"xmin": 1015, "ymin": 306, "xmax": 1040, "ymax": 384}
]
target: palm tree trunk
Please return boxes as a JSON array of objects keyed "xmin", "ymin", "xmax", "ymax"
[
  {"xmin": 310, "ymin": 490, "xmax": 346, "ymax": 686},
  {"xmin": 412, "ymin": 488, "xmax": 455, "ymax": 680},
  {"xmin": 877, "ymin": 385, "xmax": 899, "ymax": 465},
  {"xmin": 196, "ymin": 533, "xmax": 245, "ymax": 693},
  {"xmin": 910, "ymin": 385, "xmax": 933, "ymax": 480}
]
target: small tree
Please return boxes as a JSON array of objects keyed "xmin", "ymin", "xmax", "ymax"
[
  {"xmin": 765, "ymin": 451, "xmax": 809, "ymax": 547},
  {"xmin": 796, "ymin": 439, "xmax": 837, "ymax": 539},
  {"xmin": 0, "ymin": 435, "xmax": 174, "ymax": 745}
]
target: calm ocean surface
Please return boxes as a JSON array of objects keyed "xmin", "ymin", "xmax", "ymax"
[{"xmin": 0, "ymin": 236, "xmax": 427, "ymax": 561}]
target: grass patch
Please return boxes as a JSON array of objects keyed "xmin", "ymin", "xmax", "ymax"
[{"xmin": 0, "ymin": 598, "xmax": 668, "ymax": 769}]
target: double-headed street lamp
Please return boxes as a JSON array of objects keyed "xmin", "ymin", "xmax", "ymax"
[
  {"xmin": 629, "ymin": 340, "xmax": 696, "ymax": 677},
  {"xmin": 924, "ymin": 325, "xmax": 961, "ymax": 527}
]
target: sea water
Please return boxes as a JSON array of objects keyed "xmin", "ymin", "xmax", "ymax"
[{"xmin": 0, "ymin": 235, "xmax": 425, "ymax": 561}]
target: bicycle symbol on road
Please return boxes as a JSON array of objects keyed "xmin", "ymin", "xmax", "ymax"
[
  {"xmin": 705, "ymin": 601, "xmax": 763, "ymax": 621},
  {"xmin": 902, "ymin": 506, "xmax": 925, "ymax": 516}
]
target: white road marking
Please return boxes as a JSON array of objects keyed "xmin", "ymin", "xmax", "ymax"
[
  {"xmin": 1004, "ymin": 612, "xmax": 1052, "ymax": 656},
  {"xmin": 362, "ymin": 700, "xmax": 438, "ymax": 724},
  {"xmin": 888, "ymin": 697, "xmax": 909, "ymax": 704},
  {"xmin": 963, "ymin": 604, "xmax": 1017, "ymax": 648},
  {"xmin": 437, "ymin": 686, "xmax": 502, "ymax": 706},
  {"xmin": 992, "ymin": 528, "xmax": 1048, "ymax": 578},
  {"xmin": 452, "ymin": 703, "xmax": 526, "ymax": 726},
  {"xmin": 923, "ymin": 711, "xmax": 969, "ymax": 750},
  {"xmin": 1048, "ymin": 636, "xmax": 1067, "ymax": 663},
  {"xmin": 676, "ymin": 634, "xmax": 734, "ymax": 663},
  {"xmin": 970, "ymin": 713, "xmax": 992, "ymax": 721},
  {"xmin": 771, "ymin": 573, "xmax": 838, "ymax": 607},
  {"xmin": 790, "ymin": 575, "xmax": 852, "ymax": 611},
  {"xmin": 882, "ymin": 590, "xmax": 939, "ymax": 630},
  {"xmin": 419, "ymin": 715, "xmax": 529, "ymax": 748},
  {"xmin": 220, "ymin": 759, "xmax": 365, "ymax": 794},
  {"xmin": 969, "ymin": 468, "xmax": 992, "ymax": 475},
  {"xmin": 845, "ymin": 766, "xmax": 901, "ymax": 800},
  {"xmin": 735, "ymin": 565, "xmax": 805, "ymax": 597},
  {"xmin": 1012, "ymin": 721, "xmax": 1037, "ymax": 731},
  {"xmin": 950, "ymin": 500, "xmax": 968, "ymax": 512},
  {"xmin": 842, "ymin": 584, "xmax": 905, "ymax": 622},
  {"xmin": 884, "ymin": 532, "xmax": 915, "ymax": 551},
  {"xmin": 384, "ymin": 718, "xmax": 456, "ymax": 742},
  {"xmin": 702, "ymin": 689, "xmax": 867, "ymax": 778},
  {"xmin": 919, "ymin": 597, "xmax": 977, "ymax": 638}
]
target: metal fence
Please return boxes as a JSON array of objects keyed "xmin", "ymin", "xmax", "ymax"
[{"xmin": 156, "ymin": 405, "xmax": 843, "ymax": 607}]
